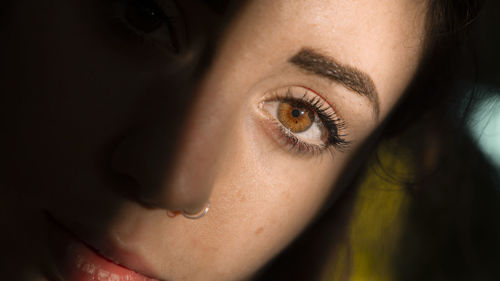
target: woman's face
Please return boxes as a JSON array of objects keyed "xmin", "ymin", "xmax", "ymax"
[{"xmin": 0, "ymin": 0, "xmax": 427, "ymax": 280}]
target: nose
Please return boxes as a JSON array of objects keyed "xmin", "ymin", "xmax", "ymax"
[{"xmin": 111, "ymin": 64, "xmax": 230, "ymax": 214}]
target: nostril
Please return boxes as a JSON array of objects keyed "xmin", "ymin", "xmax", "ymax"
[
  {"xmin": 112, "ymin": 136, "xmax": 213, "ymax": 212},
  {"xmin": 107, "ymin": 164, "xmax": 163, "ymax": 210}
]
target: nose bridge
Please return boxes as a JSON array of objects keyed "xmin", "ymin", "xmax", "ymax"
[
  {"xmin": 111, "ymin": 70, "xmax": 231, "ymax": 213},
  {"xmin": 160, "ymin": 86, "xmax": 231, "ymax": 211}
]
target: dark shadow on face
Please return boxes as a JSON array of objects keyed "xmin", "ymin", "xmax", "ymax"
[{"xmin": 0, "ymin": 0, "xmax": 241, "ymax": 279}]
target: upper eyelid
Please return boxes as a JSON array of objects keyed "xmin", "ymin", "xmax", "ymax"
[
  {"xmin": 291, "ymin": 85, "xmax": 348, "ymax": 123},
  {"xmin": 263, "ymin": 86, "xmax": 338, "ymax": 117},
  {"xmin": 279, "ymin": 85, "xmax": 345, "ymax": 122},
  {"xmin": 295, "ymin": 85, "xmax": 335, "ymax": 110},
  {"xmin": 265, "ymin": 86, "xmax": 348, "ymax": 135}
]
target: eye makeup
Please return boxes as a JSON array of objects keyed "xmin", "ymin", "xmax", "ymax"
[{"xmin": 259, "ymin": 86, "xmax": 350, "ymax": 156}]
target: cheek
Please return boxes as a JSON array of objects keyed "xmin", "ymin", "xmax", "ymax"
[{"xmin": 197, "ymin": 104, "xmax": 350, "ymax": 276}]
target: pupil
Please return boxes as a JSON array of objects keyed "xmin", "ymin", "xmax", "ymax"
[{"xmin": 292, "ymin": 109, "xmax": 301, "ymax": 118}]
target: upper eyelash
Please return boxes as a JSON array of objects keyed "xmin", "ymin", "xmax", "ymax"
[{"xmin": 267, "ymin": 88, "xmax": 351, "ymax": 155}]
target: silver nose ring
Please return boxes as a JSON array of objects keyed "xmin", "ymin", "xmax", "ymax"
[{"xmin": 181, "ymin": 201, "xmax": 210, "ymax": 220}]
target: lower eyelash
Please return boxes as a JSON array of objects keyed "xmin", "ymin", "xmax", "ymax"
[{"xmin": 269, "ymin": 118, "xmax": 336, "ymax": 157}]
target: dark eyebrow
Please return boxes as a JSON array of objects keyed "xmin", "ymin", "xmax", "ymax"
[{"xmin": 289, "ymin": 48, "xmax": 380, "ymax": 118}]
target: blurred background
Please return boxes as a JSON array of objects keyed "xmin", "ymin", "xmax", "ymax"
[{"xmin": 468, "ymin": 0, "xmax": 500, "ymax": 170}]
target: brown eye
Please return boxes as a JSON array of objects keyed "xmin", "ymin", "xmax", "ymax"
[
  {"xmin": 120, "ymin": 0, "xmax": 182, "ymax": 53},
  {"xmin": 125, "ymin": 0, "xmax": 166, "ymax": 33},
  {"xmin": 277, "ymin": 101, "xmax": 315, "ymax": 133}
]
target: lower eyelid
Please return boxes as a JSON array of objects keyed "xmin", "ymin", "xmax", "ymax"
[
  {"xmin": 253, "ymin": 107, "xmax": 295, "ymax": 150},
  {"xmin": 255, "ymin": 108, "xmax": 288, "ymax": 146},
  {"xmin": 292, "ymin": 118, "xmax": 325, "ymax": 145}
]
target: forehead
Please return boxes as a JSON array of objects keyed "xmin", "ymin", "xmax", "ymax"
[{"xmin": 229, "ymin": 0, "xmax": 428, "ymax": 115}]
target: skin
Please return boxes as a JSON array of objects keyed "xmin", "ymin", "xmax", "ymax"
[{"xmin": 0, "ymin": 0, "xmax": 428, "ymax": 280}]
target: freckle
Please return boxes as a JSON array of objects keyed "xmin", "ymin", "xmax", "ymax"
[
  {"xmin": 283, "ymin": 191, "xmax": 291, "ymax": 200},
  {"xmin": 192, "ymin": 239, "xmax": 198, "ymax": 248},
  {"xmin": 237, "ymin": 189, "xmax": 246, "ymax": 202},
  {"xmin": 255, "ymin": 227, "xmax": 264, "ymax": 235}
]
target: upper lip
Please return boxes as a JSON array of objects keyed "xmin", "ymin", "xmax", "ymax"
[{"xmin": 45, "ymin": 211, "xmax": 165, "ymax": 281}]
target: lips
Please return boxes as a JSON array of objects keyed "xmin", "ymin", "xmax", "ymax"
[{"xmin": 46, "ymin": 213, "xmax": 161, "ymax": 281}]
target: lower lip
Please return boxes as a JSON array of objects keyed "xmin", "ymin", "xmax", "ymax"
[{"xmin": 46, "ymin": 215, "xmax": 160, "ymax": 281}]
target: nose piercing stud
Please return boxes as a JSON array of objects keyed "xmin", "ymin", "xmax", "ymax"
[{"xmin": 181, "ymin": 201, "xmax": 210, "ymax": 220}]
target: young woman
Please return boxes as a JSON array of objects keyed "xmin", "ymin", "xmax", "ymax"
[{"xmin": 0, "ymin": 0, "xmax": 489, "ymax": 280}]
